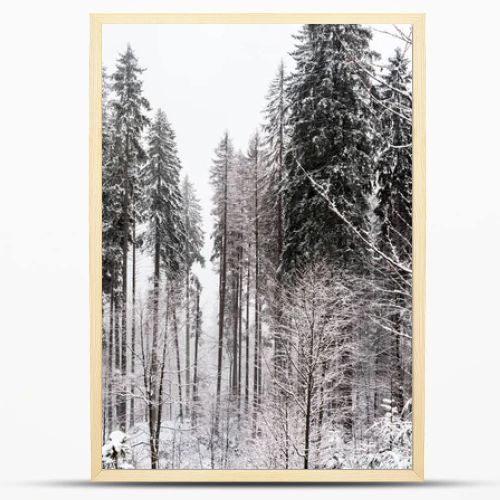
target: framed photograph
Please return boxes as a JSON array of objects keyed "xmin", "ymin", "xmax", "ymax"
[{"xmin": 90, "ymin": 13, "xmax": 425, "ymax": 482}]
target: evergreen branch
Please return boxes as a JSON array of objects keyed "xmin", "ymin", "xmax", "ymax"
[{"xmin": 297, "ymin": 162, "xmax": 412, "ymax": 275}]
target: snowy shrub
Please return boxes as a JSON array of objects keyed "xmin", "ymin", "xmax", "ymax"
[
  {"xmin": 367, "ymin": 398, "xmax": 412, "ymax": 469},
  {"xmin": 102, "ymin": 430, "xmax": 133, "ymax": 469}
]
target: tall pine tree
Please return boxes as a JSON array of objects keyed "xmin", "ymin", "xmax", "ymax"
[
  {"xmin": 210, "ymin": 132, "xmax": 235, "ymax": 435},
  {"xmin": 141, "ymin": 108, "xmax": 184, "ymax": 467},
  {"xmin": 110, "ymin": 45, "xmax": 150, "ymax": 426},
  {"xmin": 374, "ymin": 47, "xmax": 413, "ymax": 415},
  {"xmin": 181, "ymin": 176, "xmax": 205, "ymax": 410},
  {"xmin": 283, "ymin": 24, "xmax": 378, "ymax": 438},
  {"xmin": 262, "ymin": 61, "xmax": 290, "ymax": 383}
]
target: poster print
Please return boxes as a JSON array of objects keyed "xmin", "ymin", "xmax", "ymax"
[{"xmin": 90, "ymin": 14, "xmax": 425, "ymax": 481}]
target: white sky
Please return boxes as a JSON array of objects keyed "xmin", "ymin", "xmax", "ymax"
[{"xmin": 102, "ymin": 24, "xmax": 411, "ymax": 336}]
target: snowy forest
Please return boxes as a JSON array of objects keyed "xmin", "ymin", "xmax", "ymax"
[{"xmin": 101, "ymin": 24, "xmax": 413, "ymax": 470}]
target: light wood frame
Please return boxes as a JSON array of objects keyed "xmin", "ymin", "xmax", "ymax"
[{"xmin": 90, "ymin": 12, "xmax": 425, "ymax": 482}]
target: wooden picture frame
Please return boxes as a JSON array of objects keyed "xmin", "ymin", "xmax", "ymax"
[{"xmin": 90, "ymin": 12, "xmax": 425, "ymax": 482}]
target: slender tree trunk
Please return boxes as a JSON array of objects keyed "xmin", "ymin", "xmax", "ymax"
[
  {"xmin": 148, "ymin": 161, "xmax": 163, "ymax": 467},
  {"xmin": 139, "ymin": 303, "xmax": 157, "ymax": 470},
  {"xmin": 304, "ymin": 379, "xmax": 313, "ymax": 470},
  {"xmin": 120, "ymin": 186, "xmax": 129, "ymax": 427},
  {"xmin": 231, "ymin": 270, "xmax": 239, "ymax": 397},
  {"xmin": 274, "ymin": 109, "xmax": 285, "ymax": 382},
  {"xmin": 148, "ymin": 221, "xmax": 161, "ymax": 468},
  {"xmin": 257, "ymin": 301, "xmax": 263, "ymax": 405},
  {"xmin": 237, "ymin": 248, "xmax": 243, "ymax": 410},
  {"xmin": 114, "ymin": 292, "xmax": 120, "ymax": 378},
  {"xmin": 272, "ymin": 62, "xmax": 285, "ymax": 384},
  {"xmin": 244, "ymin": 254, "xmax": 250, "ymax": 409},
  {"xmin": 215, "ymin": 137, "xmax": 229, "ymax": 435},
  {"xmin": 107, "ymin": 269, "xmax": 115, "ymax": 436},
  {"xmin": 148, "ymin": 399, "xmax": 158, "ymax": 469},
  {"xmin": 130, "ymin": 221, "xmax": 137, "ymax": 428},
  {"xmin": 252, "ymin": 141, "xmax": 260, "ymax": 431},
  {"xmin": 113, "ymin": 291, "xmax": 120, "ymax": 426},
  {"xmin": 153, "ymin": 297, "xmax": 170, "ymax": 469},
  {"xmin": 185, "ymin": 267, "xmax": 191, "ymax": 417},
  {"xmin": 192, "ymin": 283, "xmax": 201, "ymax": 420},
  {"xmin": 148, "ymin": 406, "xmax": 158, "ymax": 469},
  {"xmin": 252, "ymin": 301, "xmax": 259, "ymax": 431},
  {"xmin": 172, "ymin": 289, "xmax": 184, "ymax": 421},
  {"xmin": 119, "ymin": 136, "xmax": 133, "ymax": 427}
]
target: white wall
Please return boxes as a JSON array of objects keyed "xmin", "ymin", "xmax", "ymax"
[{"xmin": 1, "ymin": 1, "xmax": 499, "ymax": 499}]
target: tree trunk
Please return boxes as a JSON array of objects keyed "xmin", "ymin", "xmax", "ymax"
[
  {"xmin": 237, "ymin": 248, "xmax": 243, "ymax": 411},
  {"xmin": 148, "ymin": 158, "xmax": 163, "ymax": 467},
  {"xmin": 172, "ymin": 289, "xmax": 184, "ymax": 421},
  {"xmin": 106, "ymin": 269, "xmax": 115, "ymax": 436},
  {"xmin": 110, "ymin": 292, "xmax": 116, "ymax": 434},
  {"xmin": 113, "ymin": 291, "xmax": 120, "ymax": 427},
  {"xmin": 257, "ymin": 301, "xmax": 263, "ymax": 406},
  {"xmin": 130, "ymin": 221, "xmax": 137, "ymax": 428},
  {"xmin": 231, "ymin": 270, "xmax": 239, "ymax": 397},
  {"xmin": 120, "ymin": 186, "xmax": 129, "ymax": 427},
  {"xmin": 252, "ymin": 142, "xmax": 260, "ymax": 431},
  {"xmin": 274, "ymin": 62, "xmax": 285, "ymax": 384},
  {"xmin": 192, "ymin": 282, "xmax": 201, "ymax": 421},
  {"xmin": 215, "ymin": 137, "xmax": 229, "ymax": 435},
  {"xmin": 185, "ymin": 267, "xmax": 191, "ymax": 417},
  {"xmin": 340, "ymin": 331, "xmax": 353, "ymax": 438},
  {"xmin": 152, "ymin": 296, "xmax": 170, "ymax": 469},
  {"xmin": 304, "ymin": 379, "xmax": 312, "ymax": 470},
  {"xmin": 148, "ymin": 220, "xmax": 161, "ymax": 467},
  {"xmin": 391, "ymin": 311, "xmax": 404, "ymax": 414},
  {"xmin": 244, "ymin": 252, "xmax": 250, "ymax": 410},
  {"xmin": 140, "ymin": 303, "xmax": 158, "ymax": 470}
]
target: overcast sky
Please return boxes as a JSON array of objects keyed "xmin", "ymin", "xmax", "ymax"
[{"xmin": 102, "ymin": 23, "xmax": 411, "ymax": 335}]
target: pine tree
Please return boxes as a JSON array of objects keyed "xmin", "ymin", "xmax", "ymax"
[
  {"xmin": 141, "ymin": 108, "xmax": 184, "ymax": 467},
  {"xmin": 246, "ymin": 131, "xmax": 265, "ymax": 429},
  {"xmin": 262, "ymin": 61, "xmax": 290, "ymax": 383},
  {"xmin": 283, "ymin": 24, "xmax": 378, "ymax": 271},
  {"xmin": 210, "ymin": 132, "xmax": 235, "ymax": 434},
  {"xmin": 181, "ymin": 176, "xmax": 205, "ymax": 411},
  {"xmin": 374, "ymin": 48, "xmax": 413, "ymax": 415},
  {"xmin": 142, "ymin": 108, "xmax": 184, "ymax": 274},
  {"xmin": 110, "ymin": 44, "xmax": 150, "ymax": 426},
  {"xmin": 102, "ymin": 66, "xmax": 120, "ymax": 438},
  {"xmin": 226, "ymin": 151, "xmax": 248, "ymax": 400},
  {"xmin": 263, "ymin": 60, "xmax": 288, "ymax": 269},
  {"xmin": 282, "ymin": 25, "xmax": 379, "ymax": 437},
  {"xmin": 102, "ymin": 66, "xmax": 122, "ymax": 303}
]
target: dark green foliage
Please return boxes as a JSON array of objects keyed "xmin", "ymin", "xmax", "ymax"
[
  {"xmin": 102, "ymin": 46, "xmax": 150, "ymax": 295},
  {"xmin": 102, "ymin": 67, "xmax": 122, "ymax": 296},
  {"xmin": 375, "ymin": 48, "xmax": 413, "ymax": 264},
  {"xmin": 283, "ymin": 25, "xmax": 378, "ymax": 270}
]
